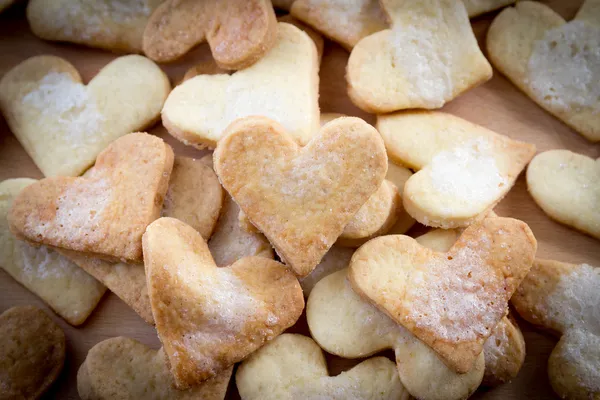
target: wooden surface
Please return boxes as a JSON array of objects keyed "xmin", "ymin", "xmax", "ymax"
[{"xmin": 0, "ymin": 1, "xmax": 598, "ymax": 399}]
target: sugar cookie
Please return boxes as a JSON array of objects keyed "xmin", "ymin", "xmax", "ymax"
[
  {"xmin": 487, "ymin": 1, "xmax": 600, "ymax": 141},
  {"xmin": 0, "ymin": 306, "xmax": 65, "ymax": 400},
  {"xmin": 162, "ymin": 23, "xmax": 319, "ymax": 149},
  {"xmin": 214, "ymin": 116, "xmax": 387, "ymax": 277},
  {"xmin": 143, "ymin": 0, "xmax": 276, "ymax": 67},
  {"xmin": 385, "ymin": 160, "xmax": 416, "ymax": 234},
  {"xmin": 143, "ymin": 217, "xmax": 303, "ymax": 388},
  {"xmin": 512, "ymin": 259, "xmax": 600, "ymax": 399},
  {"xmin": 347, "ymin": 0, "xmax": 492, "ymax": 113},
  {"xmin": 236, "ymin": 333, "xmax": 409, "ymax": 400},
  {"xmin": 0, "ymin": 179, "xmax": 106, "ymax": 325},
  {"xmin": 10, "ymin": 132, "xmax": 173, "ymax": 263},
  {"xmin": 27, "ymin": 0, "xmax": 163, "ymax": 53},
  {"xmin": 527, "ymin": 149, "xmax": 600, "ymax": 240},
  {"xmin": 278, "ymin": 15, "xmax": 325, "ymax": 63},
  {"xmin": 349, "ymin": 217, "xmax": 536, "ymax": 373},
  {"xmin": 378, "ymin": 111, "xmax": 535, "ymax": 228},
  {"xmin": 0, "ymin": 55, "xmax": 170, "ymax": 177},
  {"xmin": 78, "ymin": 337, "xmax": 232, "ymax": 400}
]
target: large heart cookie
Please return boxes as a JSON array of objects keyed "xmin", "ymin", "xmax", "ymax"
[
  {"xmin": 78, "ymin": 337, "xmax": 232, "ymax": 400},
  {"xmin": 214, "ymin": 116, "xmax": 387, "ymax": 277},
  {"xmin": 236, "ymin": 333, "xmax": 408, "ymax": 400},
  {"xmin": 27, "ymin": 0, "xmax": 163, "ymax": 53},
  {"xmin": 162, "ymin": 22, "xmax": 319, "ymax": 149},
  {"xmin": 346, "ymin": 0, "xmax": 492, "ymax": 113},
  {"xmin": 0, "ymin": 55, "xmax": 170, "ymax": 177},
  {"xmin": 143, "ymin": 0, "xmax": 276, "ymax": 66},
  {"xmin": 143, "ymin": 217, "xmax": 303, "ymax": 388},
  {"xmin": 0, "ymin": 178, "xmax": 106, "ymax": 326},
  {"xmin": 378, "ymin": 111, "xmax": 536, "ymax": 228},
  {"xmin": 10, "ymin": 132, "xmax": 174, "ymax": 263},
  {"xmin": 527, "ymin": 149, "xmax": 600, "ymax": 240},
  {"xmin": 487, "ymin": 1, "xmax": 600, "ymax": 141},
  {"xmin": 349, "ymin": 217, "xmax": 536, "ymax": 373},
  {"xmin": 0, "ymin": 306, "xmax": 65, "ymax": 400},
  {"xmin": 511, "ymin": 259, "xmax": 600, "ymax": 399}
]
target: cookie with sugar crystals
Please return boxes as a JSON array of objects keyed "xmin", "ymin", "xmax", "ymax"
[
  {"xmin": 346, "ymin": 0, "xmax": 492, "ymax": 113},
  {"xmin": 378, "ymin": 111, "xmax": 536, "ymax": 228},
  {"xmin": 0, "ymin": 55, "xmax": 170, "ymax": 177},
  {"xmin": 527, "ymin": 149, "xmax": 600, "ymax": 241},
  {"xmin": 487, "ymin": 0, "xmax": 600, "ymax": 142},
  {"xmin": 236, "ymin": 333, "xmax": 409, "ymax": 400},
  {"xmin": 511, "ymin": 259, "xmax": 600, "ymax": 399}
]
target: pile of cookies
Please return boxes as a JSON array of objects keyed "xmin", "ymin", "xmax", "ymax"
[{"xmin": 0, "ymin": 0, "xmax": 598, "ymax": 399}]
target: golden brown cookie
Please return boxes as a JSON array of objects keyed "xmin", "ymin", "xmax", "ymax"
[
  {"xmin": 143, "ymin": 217, "xmax": 304, "ymax": 388},
  {"xmin": 143, "ymin": 0, "xmax": 277, "ymax": 67},
  {"xmin": 9, "ymin": 132, "xmax": 174, "ymax": 263},
  {"xmin": 214, "ymin": 116, "xmax": 387, "ymax": 277},
  {"xmin": 0, "ymin": 306, "xmax": 65, "ymax": 400}
]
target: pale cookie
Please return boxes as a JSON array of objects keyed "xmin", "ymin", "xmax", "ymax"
[
  {"xmin": 349, "ymin": 217, "xmax": 536, "ymax": 373},
  {"xmin": 511, "ymin": 259, "xmax": 600, "ymax": 399},
  {"xmin": 0, "ymin": 306, "xmax": 65, "ymax": 400},
  {"xmin": 0, "ymin": 179, "xmax": 106, "ymax": 326},
  {"xmin": 346, "ymin": 0, "xmax": 492, "ymax": 113},
  {"xmin": 526, "ymin": 149, "xmax": 600, "ymax": 241},
  {"xmin": 487, "ymin": 1, "xmax": 600, "ymax": 142},
  {"xmin": 378, "ymin": 111, "xmax": 536, "ymax": 228},
  {"xmin": 162, "ymin": 22, "xmax": 319, "ymax": 149},
  {"xmin": 0, "ymin": 55, "xmax": 170, "ymax": 177},
  {"xmin": 482, "ymin": 314, "xmax": 526, "ymax": 387},
  {"xmin": 236, "ymin": 333, "xmax": 409, "ymax": 400},
  {"xmin": 299, "ymin": 245, "xmax": 354, "ymax": 297},
  {"xmin": 78, "ymin": 337, "xmax": 232, "ymax": 400},
  {"xmin": 27, "ymin": 0, "xmax": 163, "ymax": 53},
  {"xmin": 214, "ymin": 116, "xmax": 387, "ymax": 277},
  {"xmin": 385, "ymin": 161, "xmax": 416, "ymax": 234},
  {"xmin": 143, "ymin": 0, "xmax": 276, "ymax": 67},
  {"xmin": 143, "ymin": 217, "xmax": 304, "ymax": 388},
  {"xmin": 278, "ymin": 15, "xmax": 325, "ymax": 63},
  {"xmin": 9, "ymin": 132, "xmax": 174, "ymax": 263},
  {"xmin": 338, "ymin": 180, "xmax": 401, "ymax": 247},
  {"xmin": 306, "ymin": 269, "xmax": 485, "ymax": 400}
]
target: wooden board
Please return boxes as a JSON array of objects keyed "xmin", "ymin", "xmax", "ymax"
[{"xmin": 0, "ymin": 1, "xmax": 598, "ymax": 399}]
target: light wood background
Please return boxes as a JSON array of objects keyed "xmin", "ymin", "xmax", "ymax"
[{"xmin": 0, "ymin": 1, "xmax": 598, "ymax": 399}]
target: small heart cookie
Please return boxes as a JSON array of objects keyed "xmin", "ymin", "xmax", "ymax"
[
  {"xmin": 9, "ymin": 132, "xmax": 174, "ymax": 263},
  {"xmin": 0, "ymin": 55, "xmax": 170, "ymax": 177},
  {"xmin": 378, "ymin": 111, "xmax": 536, "ymax": 228},
  {"xmin": 27, "ymin": 0, "xmax": 163, "ymax": 53},
  {"xmin": 487, "ymin": 1, "xmax": 600, "ymax": 141},
  {"xmin": 143, "ymin": 217, "xmax": 303, "ymax": 388},
  {"xmin": 0, "ymin": 178, "xmax": 106, "ymax": 326},
  {"xmin": 78, "ymin": 337, "xmax": 232, "ymax": 400},
  {"xmin": 236, "ymin": 333, "xmax": 409, "ymax": 400},
  {"xmin": 0, "ymin": 306, "xmax": 65, "ymax": 400},
  {"xmin": 349, "ymin": 217, "xmax": 537, "ymax": 373},
  {"xmin": 346, "ymin": 0, "xmax": 492, "ymax": 113},
  {"xmin": 162, "ymin": 22, "xmax": 319, "ymax": 149},
  {"xmin": 214, "ymin": 116, "xmax": 387, "ymax": 277},
  {"xmin": 527, "ymin": 149, "xmax": 600, "ymax": 241},
  {"xmin": 143, "ymin": 0, "xmax": 276, "ymax": 67},
  {"xmin": 511, "ymin": 259, "xmax": 600, "ymax": 399}
]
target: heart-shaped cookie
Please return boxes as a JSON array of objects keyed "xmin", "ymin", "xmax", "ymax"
[
  {"xmin": 27, "ymin": 0, "xmax": 163, "ymax": 53},
  {"xmin": 349, "ymin": 217, "xmax": 537, "ymax": 373},
  {"xmin": 487, "ymin": 1, "xmax": 600, "ymax": 141},
  {"xmin": 527, "ymin": 149, "xmax": 600, "ymax": 240},
  {"xmin": 236, "ymin": 333, "xmax": 408, "ymax": 400},
  {"xmin": 214, "ymin": 116, "xmax": 387, "ymax": 277},
  {"xmin": 78, "ymin": 337, "xmax": 232, "ymax": 400},
  {"xmin": 0, "ymin": 55, "xmax": 170, "ymax": 177},
  {"xmin": 511, "ymin": 259, "xmax": 600, "ymax": 399},
  {"xmin": 346, "ymin": 0, "xmax": 492, "ymax": 113},
  {"xmin": 9, "ymin": 132, "xmax": 174, "ymax": 263},
  {"xmin": 143, "ymin": 217, "xmax": 303, "ymax": 388},
  {"xmin": 162, "ymin": 22, "xmax": 319, "ymax": 149},
  {"xmin": 143, "ymin": 0, "xmax": 276, "ymax": 66}
]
